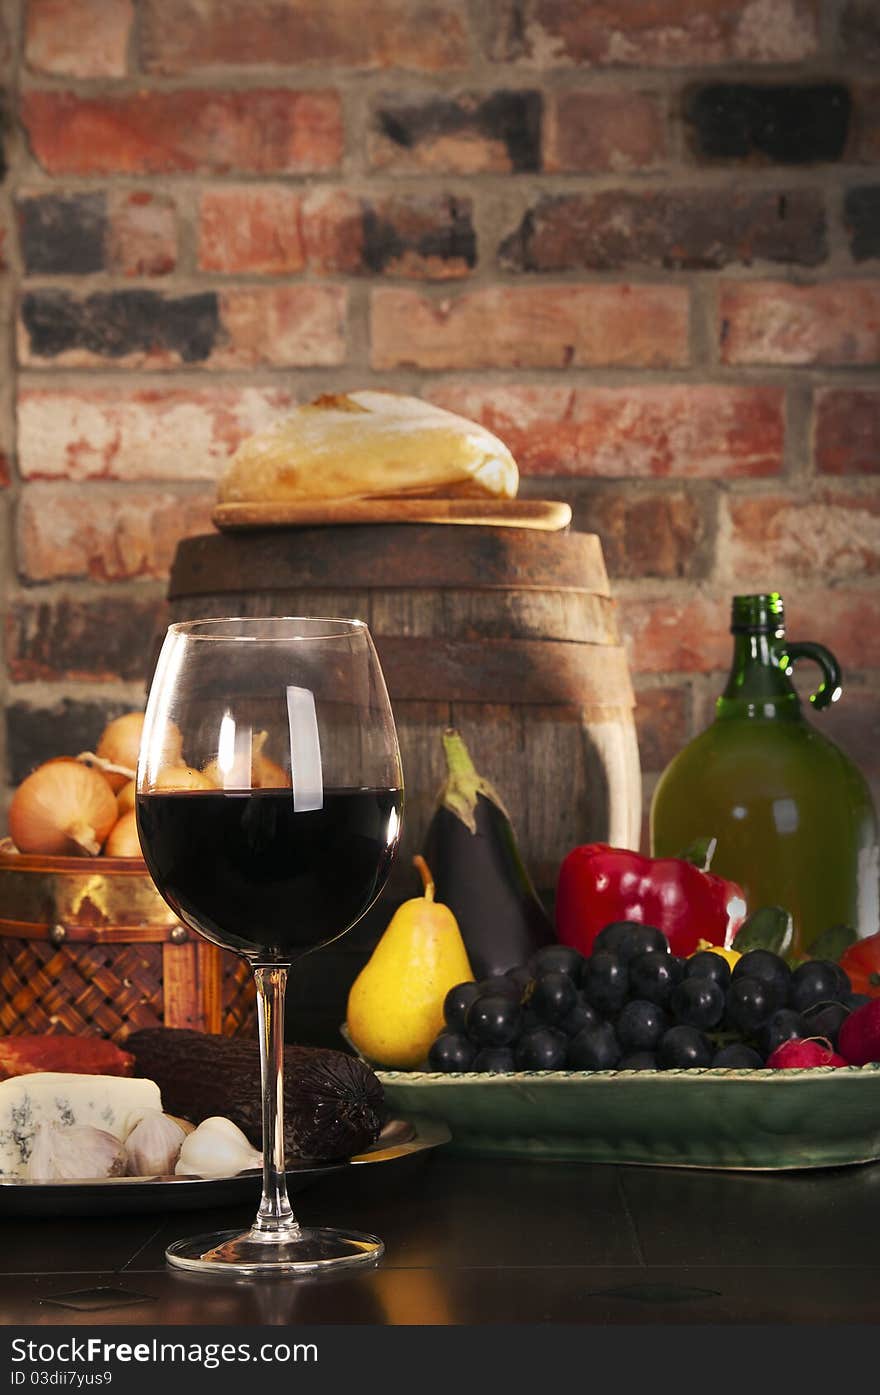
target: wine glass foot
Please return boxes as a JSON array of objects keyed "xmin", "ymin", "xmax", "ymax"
[{"xmin": 165, "ymin": 1227, "xmax": 384, "ymax": 1277}]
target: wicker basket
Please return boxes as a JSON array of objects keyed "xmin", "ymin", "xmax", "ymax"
[{"xmin": 0, "ymin": 844, "xmax": 256, "ymax": 1043}]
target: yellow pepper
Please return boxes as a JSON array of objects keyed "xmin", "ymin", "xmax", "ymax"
[{"xmin": 691, "ymin": 938, "xmax": 741, "ymax": 969}]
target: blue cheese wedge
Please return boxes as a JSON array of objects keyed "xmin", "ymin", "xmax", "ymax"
[{"xmin": 0, "ymin": 1073, "xmax": 162, "ymax": 1178}]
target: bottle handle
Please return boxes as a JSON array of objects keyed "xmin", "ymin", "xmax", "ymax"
[{"xmin": 783, "ymin": 641, "xmax": 842, "ymax": 710}]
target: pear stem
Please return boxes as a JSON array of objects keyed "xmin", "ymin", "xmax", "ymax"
[{"xmin": 412, "ymin": 854, "xmax": 435, "ymax": 902}]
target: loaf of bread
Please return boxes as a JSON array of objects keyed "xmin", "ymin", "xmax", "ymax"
[{"xmin": 217, "ymin": 390, "xmax": 519, "ymax": 503}]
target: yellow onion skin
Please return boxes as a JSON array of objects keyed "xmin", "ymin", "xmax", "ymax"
[
  {"xmin": 152, "ymin": 765, "xmax": 216, "ymax": 792},
  {"xmin": 104, "ymin": 809, "xmax": 143, "ymax": 858},
  {"xmin": 116, "ymin": 779, "xmax": 137, "ymax": 815},
  {"xmin": 10, "ymin": 760, "xmax": 118, "ymax": 856},
  {"xmin": 96, "ymin": 713, "xmax": 145, "ymax": 791},
  {"xmin": 97, "ymin": 713, "xmax": 183, "ymax": 791}
]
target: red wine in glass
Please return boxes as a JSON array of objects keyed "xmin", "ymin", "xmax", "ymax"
[{"xmin": 136, "ymin": 617, "xmax": 402, "ymax": 1276}]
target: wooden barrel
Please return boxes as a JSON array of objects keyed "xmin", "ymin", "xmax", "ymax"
[{"xmin": 167, "ymin": 524, "xmax": 641, "ymax": 1044}]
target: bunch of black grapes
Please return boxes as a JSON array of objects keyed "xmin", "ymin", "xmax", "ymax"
[{"xmin": 427, "ymin": 922, "xmax": 868, "ymax": 1073}]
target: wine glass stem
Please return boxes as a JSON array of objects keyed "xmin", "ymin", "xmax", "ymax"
[{"xmin": 251, "ymin": 964, "xmax": 300, "ymax": 1241}]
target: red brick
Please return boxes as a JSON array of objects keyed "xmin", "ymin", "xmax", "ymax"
[
  {"xmin": 544, "ymin": 90, "xmax": 667, "ymax": 172},
  {"xmin": 371, "ymin": 286, "xmax": 688, "ymax": 370},
  {"xmin": 427, "ymin": 384, "xmax": 784, "ymax": 479},
  {"xmin": 686, "ymin": 82, "xmax": 849, "ymax": 166},
  {"xmin": 815, "ymin": 389, "xmax": 880, "ymax": 476},
  {"xmin": 16, "ymin": 189, "xmax": 175, "ymax": 277},
  {"xmin": 311, "ymin": 188, "xmax": 475, "ymax": 279},
  {"xmin": 17, "ymin": 386, "xmax": 296, "ymax": 482},
  {"xmin": 351, "ymin": 192, "xmax": 476, "ymax": 279},
  {"xmin": 500, "ymin": 189, "xmax": 825, "ymax": 272},
  {"xmin": 139, "ymin": 0, "xmax": 469, "ymax": 72},
  {"xmin": 18, "ymin": 286, "xmax": 347, "ymax": 369},
  {"xmin": 794, "ymin": 589, "xmax": 880, "ymax": 670},
  {"xmin": 633, "ymin": 685, "xmax": 690, "ymax": 770},
  {"xmin": 17, "ymin": 484, "xmax": 215, "ymax": 582},
  {"xmin": 840, "ymin": 2, "xmax": 880, "ymax": 63},
  {"xmin": 576, "ymin": 487, "xmax": 709, "ymax": 579},
  {"xmin": 723, "ymin": 490, "xmax": 880, "ymax": 580},
  {"xmin": 720, "ymin": 282, "xmax": 880, "ymax": 365},
  {"xmin": 21, "ymin": 90, "xmax": 343, "ymax": 176},
  {"xmin": 7, "ymin": 594, "xmax": 166, "ymax": 682},
  {"xmin": 198, "ymin": 187, "xmax": 476, "ymax": 279},
  {"xmin": 198, "ymin": 187, "xmax": 305, "ymax": 275},
  {"xmin": 850, "ymin": 85, "xmax": 880, "ymax": 164},
  {"xmin": 618, "ymin": 594, "xmax": 732, "ymax": 675},
  {"xmin": 216, "ymin": 286, "xmax": 347, "ymax": 367},
  {"xmin": 369, "ymin": 91, "xmax": 541, "ymax": 173},
  {"xmin": 7, "ymin": 699, "xmax": 140, "ymax": 785},
  {"xmin": 26, "ymin": 0, "xmax": 133, "ymax": 77},
  {"xmin": 621, "ymin": 588, "xmax": 880, "ymax": 677},
  {"xmin": 107, "ymin": 191, "xmax": 176, "ymax": 277},
  {"xmin": 490, "ymin": 0, "xmax": 818, "ymax": 66},
  {"xmin": 301, "ymin": 190, "xmax": 363, "ymax": 273}
]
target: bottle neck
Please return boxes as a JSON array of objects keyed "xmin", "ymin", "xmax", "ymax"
[{"xmin": 716, "ymin": 631, "xmax": 801, "ymax": 721}]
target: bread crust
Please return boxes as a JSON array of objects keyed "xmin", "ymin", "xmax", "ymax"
[{"xmin": 217, "ymin": 390, "xmax": 519, "ymax": 503}]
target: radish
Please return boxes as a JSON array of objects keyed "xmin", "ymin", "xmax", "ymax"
[
  {"xmin": 766, "ymin": 1037, "xmax": 847, "ymax": 1069},
  {"xmin": 838, "ymin": 999, "xmax": 880, "ymax": 1066}
]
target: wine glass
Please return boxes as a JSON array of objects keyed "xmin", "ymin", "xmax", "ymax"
[{"xmin": 135, "ymin": 617, "xmax": 403, "ymax": 1276}]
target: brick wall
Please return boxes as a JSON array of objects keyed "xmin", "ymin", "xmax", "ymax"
[{"xmin": 1, "ymin": 0, "xmax": 878, "ymax": 832}]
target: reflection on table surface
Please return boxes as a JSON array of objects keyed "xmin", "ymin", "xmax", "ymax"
[{"xmin": 5, "ymin": 1153, "xmax": 880, "ymax": 1325}]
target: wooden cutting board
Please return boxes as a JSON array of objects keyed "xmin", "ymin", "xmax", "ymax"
[{"xmin": 212, "ymin": 498, "xmax": 572, "ymax": 533}]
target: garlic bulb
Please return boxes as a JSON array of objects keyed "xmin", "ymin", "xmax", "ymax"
[
  {"xmin": 104, "ymin": 810, "xmax": 142, "ymax": 858},
  {"xmin": 124, "ymin": 1109, "xmax": 187, "ymax": 1176},
  {"xmin": 175, "ymin": 1116, "xmax": 262, "ymax": 1179},
  {"xmin": 9, "ymin": 760, "xmax": 118, "ymax": 856},
  {"xmin": 27, "ymin": 1122, "xmax": 127, "ymax": 1181}
]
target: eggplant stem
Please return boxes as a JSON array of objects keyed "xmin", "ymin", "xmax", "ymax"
[
  {"xmin": 412, "ymin": 854, "xmax": 435, "ymax": 902},
  {"xmin": 439, "ymin": 729, "xmax": 512, "ymax": 834}
]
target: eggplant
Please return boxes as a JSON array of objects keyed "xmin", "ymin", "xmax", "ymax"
[{"xmin": 421, "ymin": 729, "xmax": 556, "ymax": 978}]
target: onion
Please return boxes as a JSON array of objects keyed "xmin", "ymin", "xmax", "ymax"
[
  {"xmin": 202, "ymin": 731, "xmax": 290, "ymax": 789},
  {"xmin": 153, "ymin": 765, "xmax": 216, "ymax": 791},
  {"xmin": 9, "ymin": 760, "xmax": 118, "ymax": 856},
  {"xmin": 97, "ymin": 712, "xmax": 183, "ymax": 791},
  {"xmin": 104, "ymin": 810, "xmax": 142, "ymax": 858},
  {"xmin": 116, "ymin": 779, "xmax": 137, "ymax": 815},
  {"xmin": 253, "ymin": 731, "xmax": 290, "ymax": 788}
]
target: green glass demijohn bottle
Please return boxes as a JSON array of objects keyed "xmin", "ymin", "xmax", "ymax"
[{"xmin": 650, "ymin": 594, "xmax": 879, "ymax": 957}]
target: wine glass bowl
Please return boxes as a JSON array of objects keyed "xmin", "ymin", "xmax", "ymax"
[{"xmin": 136, "ymin": 617, "xmax": 403, "ymax": 1275}]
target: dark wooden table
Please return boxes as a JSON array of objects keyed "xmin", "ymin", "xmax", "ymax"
[{"xmin": 4, "ymin": 1148, "xmax": 880, "ymax": 1326}]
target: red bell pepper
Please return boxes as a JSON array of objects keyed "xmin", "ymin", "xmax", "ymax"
[
  {"xmin": 555, "ymin": 843, "xmax": 747, "ymax": 960},
  {"xmin": 838, "ymin": 930, "xmax": 880, "ymax": 998}
]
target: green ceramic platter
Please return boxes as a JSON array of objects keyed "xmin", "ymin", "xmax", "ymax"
[{"xmin": 376, "ymin": 1064, "xmax": 880, "ymax": 1170}]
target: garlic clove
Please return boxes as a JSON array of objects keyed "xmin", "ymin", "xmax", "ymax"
[
  {"xmin": 174, "ymin": 1116, "xmax": 262, "ymax": 1179},
  {"xmin": 27, "ymin": 1122, "xmax": 127, "ymax": 1181},
  {"xmin": 123, "ymin": 1109, "xmax": 187, "ymax": 1176}
]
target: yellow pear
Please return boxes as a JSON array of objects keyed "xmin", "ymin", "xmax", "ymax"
[{"xmin": 346, "ymin": 856, "xmax": 474, "ymax": 1070}]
